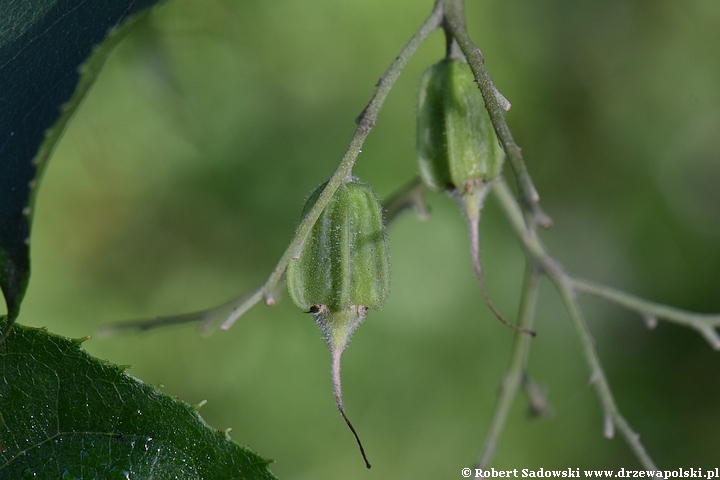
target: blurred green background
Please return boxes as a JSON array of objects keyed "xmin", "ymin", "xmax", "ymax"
[{"xmin": 18, "ymin": 0, "xmax": 720, "ymax": 477}]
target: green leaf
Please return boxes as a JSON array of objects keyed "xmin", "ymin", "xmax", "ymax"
[
  {"xmin": 0, "ymin": 0, "xmax": 166, "ymax": 331},
  {"xmin": 0, "ymin": 319, "xmax": 277, "ymax": 479}
]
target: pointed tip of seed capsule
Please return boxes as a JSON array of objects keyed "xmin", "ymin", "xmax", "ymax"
[
  {"xmin": 331, "ymin": 344, "xmax": 371, "ymax": 469},
  {"xmin": 315, "ymin": 306, "xmax": 372, "ymax": 469},
  {"xmin": 458, "ymin": 184, "xmax": 536, "ymax": 338}
]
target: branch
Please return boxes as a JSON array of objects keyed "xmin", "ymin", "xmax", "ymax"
[
  {"xmin": 553, "ymin": 277, "xmax": 660, "ymax": 470},
  {"xmin": 475, "ymin": 263, "xmax": 542, "ymax": 470},
  {"xmin": 382, "ymin": 178, "xmax": 430, "ymax": 226},
  {"xmin": 571, "ymin": 277, "xmax": 720, "ymax": 350},
  {"xmin": 491, "ymin": 178, "xmax": 661, "ymax": 470},
  {"xmin": 97, "ymin": 288, "xmax": 264, "ymax": 336}
]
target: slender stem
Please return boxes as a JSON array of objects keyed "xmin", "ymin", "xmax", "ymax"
[
  {"xmin": 219, "ymin": 288, "xmax": 265, "ymax": 330},
  {"xmin": 553, "ymin": 278, "xmax": 660, "ymax": 471},
  {"xmin": 442, "ymin": 0, "xmax": 552, "ymax": 229},
  {"xmin": 491, "ymin": 179, "xmax": 553, "ymax": 264},
  {"xmin": 475, "ymin": 263, "xmax": 541, "ymax": 470},
  {"xmin": 382, "ymin": 178, "xmax": 430, "ymax": 226},
  {"xmin": 492, "ymin": 178, "xmax": 661, "ymax": 470},
  {"xmin": 571, "ymin": 277, "xmax": 720, "ymax": 349},
  {"xmin": 95, "ymin": 287, "xmax": 263, "ymax": 335}
]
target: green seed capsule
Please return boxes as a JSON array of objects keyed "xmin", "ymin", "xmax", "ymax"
[
  {"xmin": 416, "ymin": 58, "xmax": 535, "ymax": 338},
  {"xmin": 286, "ymin": 176, "xmax": 389, "ymax": 469},
  {"xmin": 416, "ymin": 57, "xmax": 504, "ymax": 196},
  {"xmin": 287, "ymin": 178, "xmax": 389, "ymax": 317}
]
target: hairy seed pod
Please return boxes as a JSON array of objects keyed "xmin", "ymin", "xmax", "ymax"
[
  {"xmin": 286, "ymin": 176, "xmax": 389, "ymax": 469},
  {"xmin": 288, "ymin": 179, "xmax": 389, "ymax": 318},
  {"xmin": 416, "ymin": 58, "xmax": 535, "ymax": 337},
  {"xmin": 416, "ymin": 57, "xmax": 504, "ymax": 196}
]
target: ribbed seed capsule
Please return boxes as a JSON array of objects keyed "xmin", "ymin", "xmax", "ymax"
[
  {"xmin": 417, "ymin": 57, "xmax": 504, "ymax": 197},
  {"xmin": 416, "ymin": 58, "xmax": 535, "ymax": 337},
  {"xmin": 287, "ymin": 179, "xmax": 389, "ymax": 318},
  {"xmin": 286, "ymin": 176, "xmax": 389, "ymax": 469}
]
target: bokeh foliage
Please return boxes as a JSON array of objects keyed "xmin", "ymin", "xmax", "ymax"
[
  {"xmin": 15, "ymin": 0, "xmax": 720, "ymax": 477},
  {"xmin": 0, "ymin": 0, "xmax": 159, "ymax": 327}
]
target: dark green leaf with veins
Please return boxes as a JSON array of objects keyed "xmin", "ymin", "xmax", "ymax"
[{"xmin": 0, "ymin": 319, "xmax": 277, "ymax": 479}]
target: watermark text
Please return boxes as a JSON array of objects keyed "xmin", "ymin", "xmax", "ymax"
[{"xmin": 461, "ymin": 468, "xmax": 720, "ymax": 479}]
